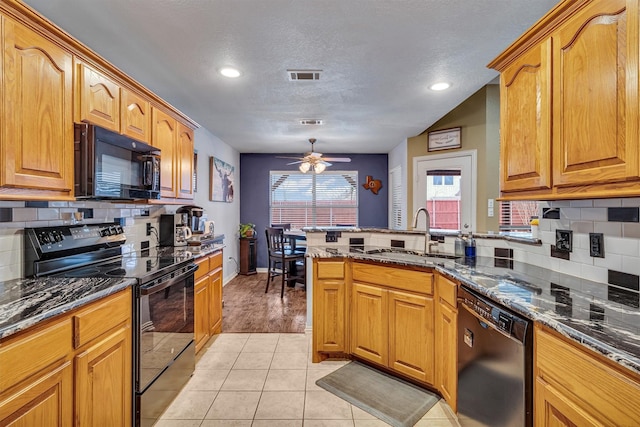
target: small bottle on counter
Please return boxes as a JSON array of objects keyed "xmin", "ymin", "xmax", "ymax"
[
  {"xmin": 464, "ymin": 231, "xmax": 476, "ymax": 259},
  {"xmin": 455, "ymin": 232, "xmax": 465, "ymax": 257}
]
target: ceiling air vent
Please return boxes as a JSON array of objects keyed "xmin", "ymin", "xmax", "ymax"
[
  {"xmin": 299, "ymin": 119, "xmax": 324, "ymax": 125},
  {"xmin": 288, "ymin": 69, "xmax": 322, "ymax": 81}
]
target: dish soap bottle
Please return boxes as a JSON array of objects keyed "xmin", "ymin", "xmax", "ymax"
[
  {"xmin": 464, "ymin": 232, "xmax": 476, "ymax": 259},
  {"xmin": 455, "ymin": 232, "xmax": 465, "ymax": 257}
]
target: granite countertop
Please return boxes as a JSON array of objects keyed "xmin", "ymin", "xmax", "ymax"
[
  {"xmin": 308, "ymin": 246, "xmax": 640, "ymax": 375},
  {"xmin": 0, "ymin": 276, "xmax": 136, "ymax": 340},
  {"xmin": 0, "ymin": 241, "xmax": 226, "ymax": 341}
]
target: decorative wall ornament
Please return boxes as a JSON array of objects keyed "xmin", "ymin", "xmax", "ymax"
[
  {"xmin": 428, "ymin": 127, "xmax": 461, "ymax": 151},
  {"xmin": 210, "ymin": 157, "xmax": 235, "ymax": 202},
  {"xmin": 362, "ymin": 175, "xmax": 383, "ymax": 195}
]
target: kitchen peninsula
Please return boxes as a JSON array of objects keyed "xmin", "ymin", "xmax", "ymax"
[{"xmin": 306, "ymin": 228, "xmax": 640, "ymax": 426}]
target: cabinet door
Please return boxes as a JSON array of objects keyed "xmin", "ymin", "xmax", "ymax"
[
  {"xmin": 2, "ymin": 17, "xmax": 74, "ymax": 196},
  {"xmin": 209, "ymin": 268, "xmax": 223, "ymax": 336},
  {"xmin": 535, "ymin": 378, "xmax": 602, "ymax": 427},
  {"xmin": 552, "ymin": 0, "xmax": 638, "ymax": 187},
  {"xmin": 75, "ymin": 327, "xmax": 132, "ymax": 427},
  {"xmin": 177, "ymin": 123, "xmax": 194, "ymax": 200},
  {"xmin": 314, "ymin": 279, "xmax": 347, "ymax": 354},
  {"xmin": 500, "ymin": 40, "xmax": 551, "ymax": 192},
  {"xmin": 0, "ymin": 362, "xmax": 73, "ymax": 427},
  {"xmin": 388, "ymin": 290, "xmax": 434, "ymax": 383},
  {"xmin": 77, "ymin": 63, "xmax": 121, "ymax": 131},
  {"xmin": 121, "ymin": 88, "xmax": 150, "ymax": 143},
  {"xmin": 435, "ymin": 300, "xmax": 457, "ymax": 412},
  {"xmin": 152, "ymin": 108, "xmax": 177, "ymax": 198},
  {"xmin": 194, "ymin": 275, "xmax": 210, "ymax": 353},
  {"xmin": 351, "ymin": 283, "xmax": 388, "ymax": 366}
]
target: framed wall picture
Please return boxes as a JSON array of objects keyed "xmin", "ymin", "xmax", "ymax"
[
  {"xmin": 428, "ymin": 127, "xmax": 461, "ymax": 152},
  {"xmin": 210, "ymin": 156, "xmax": 235, "ymax": 202}
]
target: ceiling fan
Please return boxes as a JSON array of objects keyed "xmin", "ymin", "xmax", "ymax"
[{"xmin": 279, "ymin": 138, "xmax": 351, "ymax": 173}]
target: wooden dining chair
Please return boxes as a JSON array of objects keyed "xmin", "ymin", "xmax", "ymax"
[{"xmin": 264, "ymin": 227, "xmax": 305, "ymax": 298}]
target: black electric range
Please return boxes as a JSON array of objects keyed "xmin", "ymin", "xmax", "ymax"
[{"xmin": 24, "ymin": 223, "xmax": 197, "ymax": 427}]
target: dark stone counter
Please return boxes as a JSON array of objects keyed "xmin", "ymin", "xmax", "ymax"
[{"xmin": 308, "ymin": 246, "xmax": 640, "ymax": 374}]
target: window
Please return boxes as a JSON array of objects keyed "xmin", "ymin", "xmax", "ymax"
[
  {"xmin": 270, "ymin": 171, "xmax": 358, "ymax": 228},
  {"xmin": 499, "ymin": 201, "xmax": 541, "ymax": 231},
  {"xmin": 432, "ymin": 175, "xmax": 453, "ymax": 186}
]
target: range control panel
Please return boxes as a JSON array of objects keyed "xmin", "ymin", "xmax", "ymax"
[
  {"xmin": 27, "ymin": 223, "xmax": 126, "ymax": 253},
  {"xmin": 458, "ymin": 285, "xmax": 530, "ymax": 343}
]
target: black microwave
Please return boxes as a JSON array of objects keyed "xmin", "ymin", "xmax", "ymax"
[{"xmin": 74, "ymin": 123, "xmax": 161, "ymax": 200}]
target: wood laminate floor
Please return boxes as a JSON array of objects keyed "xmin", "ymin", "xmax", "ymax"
[{"xmin": 222, "ymin": 272, "xmax": 307, "ymax": 333}]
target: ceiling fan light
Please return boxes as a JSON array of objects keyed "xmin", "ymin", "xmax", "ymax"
[
  {"xmin": 314, "ymin": 162, "xmax": 326, "ymax": 173},
  {"xmin": 299, "ymin": 162, "xmax": 311, "ymax": 173}
]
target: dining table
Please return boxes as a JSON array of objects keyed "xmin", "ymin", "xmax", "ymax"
[{"xmin": 283, "ymin": 229, "xmax": 307, "ymax": 285}]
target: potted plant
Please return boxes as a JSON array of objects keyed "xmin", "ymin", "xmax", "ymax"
[{"xmin": 239, "ymin": 223, "xmax": 256, "ymax": 238}]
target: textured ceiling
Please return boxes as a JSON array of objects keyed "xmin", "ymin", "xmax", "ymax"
[{"xmin": 24, "ymin": 0, "xmax": 557, "ymax": 155}]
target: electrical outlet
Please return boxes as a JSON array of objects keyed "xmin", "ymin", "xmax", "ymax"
[
  {"xmin": 589, "ymin": 233, "xmax": 605, "ymax": 258},
  {"xmin": 146, "ymin": 223, "xmax": 152, "ymax": 236},
  {"xmin": 555, "ymin": 229, "xmax": 573, "ymax": 252}
]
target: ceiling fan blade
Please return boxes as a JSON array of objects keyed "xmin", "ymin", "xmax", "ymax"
[
  {"xmin": 322, "ymin": 157, "xmax": 351, "ymax": 162},
  {"xmin": 276, "ymin": 156, "xmax": 304, "ymax": 160},
  {"xmin": 286, "ymin": 161, "xmax": 304, "ymax": 165}
]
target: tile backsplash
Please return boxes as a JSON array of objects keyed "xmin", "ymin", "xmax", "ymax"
[
  {"xmin": 0, "ymin": 200, "xmax": 170, "ymax": 281},
  {"xmin": 477, "ymin": 199, "xmax": 640, "ymax": 284}
]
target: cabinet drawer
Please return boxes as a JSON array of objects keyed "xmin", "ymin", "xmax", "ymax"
[
  {"xmin": 194, "ymin": 256, "xmax": 210, "ymax": 280},
  {"xmin": 352, "ymin": 263, "xmax": 433, "ymax": 295},
  {"xmin": 437, "ymin": 274, "xmax": 457, "ymax": 308},
  {"xmin": 536, "ymin": 327, "xmax": 640, "ymax": 425},
  {"xmin": 209, "ymin": 251, "xmax": 223, "ymax": 271},
  {"xmin": 317, "ymin": 261, "xmax": 345, "ymax": 279},
  {"xmin": 0, "ymin": 318, "xmax": 72, "ymax": 390},
  {"xmin": 73, "ymin": 289, "xmax": 131, "ymax": 349}
]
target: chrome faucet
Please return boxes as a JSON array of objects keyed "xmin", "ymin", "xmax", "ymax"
[{"xmin": 412, "ymin": 207, "xmax": 436, "ymax": 254}]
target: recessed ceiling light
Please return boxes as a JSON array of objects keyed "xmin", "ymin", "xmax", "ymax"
[
  {"xmin": 219, "ymin": 67, "xmax": 241, "ymax": 78},
  {"xmin": 429, "ymin": 82, "xmax": 451, "ymax": 91}
]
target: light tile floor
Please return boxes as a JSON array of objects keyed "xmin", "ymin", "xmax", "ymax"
[{"xmin": 157, "ymin": 333, "xmax": 461, "ymax": 427}]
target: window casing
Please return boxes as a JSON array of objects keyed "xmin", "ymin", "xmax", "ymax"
[{"xmin": 270, "ymin": 171, "xmax": 358, "ymax": 228}]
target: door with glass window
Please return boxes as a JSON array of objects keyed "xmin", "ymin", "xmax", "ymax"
[{"xmin": 414, "ymin": 151, "xmax": 476, "ymax": 232}]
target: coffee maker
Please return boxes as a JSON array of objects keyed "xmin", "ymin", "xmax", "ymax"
[
  {"xmin": 159, "ymin": 213, "xmax": 192, "ymax": 247},
  {"xmin": 176, "ymin": 205, "xmax": 204, "ymax": 233}
]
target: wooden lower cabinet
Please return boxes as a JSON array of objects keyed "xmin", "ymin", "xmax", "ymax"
[
  {"xmin": 194, "ymin": 251, "xmax": 224, "ymax": 353},
  {"xmin": 435, "ymin": 273, "xmax": 458, "ymax": 412},
  {"xmin": 388, "ymin": 290, "xmax": 434, "ymax": 383},
  {"xmin": 313, "ymin": 260, "xmax": 347, "ymax": 361},
  {"xmin": 194, "ymin": 275, "xmax": 211, "ymax": 353},
  {"xmin": 351, "ymin": 282, "xmax": 389, "ymax": 366},
  {"xmin": 0, "ymin": 362, "xmax": 73, "ymax": 427},
  {"xmin": 534, "ymin": 325, "xmax": 640, "ymax": 426},
  {"xmin": 350, "ymin": 263, "xmax": 435, "ymax": 384},
  {"xmin": 0, "ymin": 288, "xmax": 132, "ymax": 427},
  {"xmin": 75, "ymin": 327, "xmax": 132, "ymax": 427}
]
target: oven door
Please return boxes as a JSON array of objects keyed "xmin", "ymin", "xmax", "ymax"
[{"xmin": 136, "ymin": 265, "xmax": 195, "ymax": 391}]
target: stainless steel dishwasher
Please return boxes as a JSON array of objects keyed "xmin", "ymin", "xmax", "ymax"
[{"xmin": 457, "ymin": 286, "xmax": 533, "ymax": 427}]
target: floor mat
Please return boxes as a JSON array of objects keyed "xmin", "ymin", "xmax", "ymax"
[{"xmin": 316, "ymin": 361, "xmax": 440, "ymax": 427}]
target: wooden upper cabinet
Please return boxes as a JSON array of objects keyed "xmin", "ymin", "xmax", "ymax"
[
  {"xmin": 152, "ymin": 108, "xmax": 177, "ymax": 198},
  {"xmin": 1, "ymin": 17, "xmax": 74, "ymax": 198},
  {"xmin": 121, "ymin": 88, "xmax": 150, "ymax": 143},
  {"xmin": 77, "ymin": 62, "xmax": 121, "ymax": 131},
  {"xmin": 552, "ymin": 0, "xmax": 638, "ymax": 187},
  {"xmin": 177, "ymin": 123, "xmax": 195, "ymax": 200},
  {"xmin": 500, "ymin": 40, "xmax": 552, "ymax": 192}
]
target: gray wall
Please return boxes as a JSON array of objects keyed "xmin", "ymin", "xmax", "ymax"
[{"xmin": 240, "ymin": 153, "xmax": 389, "ymax": 268}]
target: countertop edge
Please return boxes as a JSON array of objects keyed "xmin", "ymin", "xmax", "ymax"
[{"xmin": 0, "ymin": 277, "xmax": 136, "ymax": 340}]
